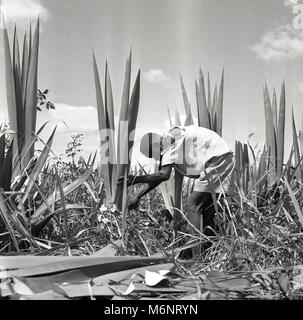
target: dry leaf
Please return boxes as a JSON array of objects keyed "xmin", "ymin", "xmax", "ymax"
[{"xmin": 145, "ymin": 270, "xmax": 167, "ymax": 286}]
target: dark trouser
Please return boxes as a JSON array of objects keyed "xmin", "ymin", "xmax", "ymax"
[{"xmin": 186, "ymin": 191, "xmax": 218, "ymax": 256}]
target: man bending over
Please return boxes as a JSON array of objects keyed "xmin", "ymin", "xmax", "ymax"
[{"xmin": 119, "ymin": 125, "xmax": 234, "ymax": 255}]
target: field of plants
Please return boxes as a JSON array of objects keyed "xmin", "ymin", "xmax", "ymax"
[{"xmin": 1, "ymin": 20, "xmax": 303, "ymax": 300}]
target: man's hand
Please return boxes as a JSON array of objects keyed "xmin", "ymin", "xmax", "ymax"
[
  {"xmin": 117, "ymin": 175, "xmax": 136, "ymax": 186},
  {"xmin": 128, "ymin": 198, "xmax": 139, "ymax": 210}
]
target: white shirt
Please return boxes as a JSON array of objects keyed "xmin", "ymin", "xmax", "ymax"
[{"xmin": 161, "ymin": 125, "xmax": 232, "ymax": 177}]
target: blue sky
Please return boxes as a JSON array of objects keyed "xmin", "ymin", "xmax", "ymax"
[{"xmin": 0, "ymin": 0, "xmax": 303, "ymax": 163}]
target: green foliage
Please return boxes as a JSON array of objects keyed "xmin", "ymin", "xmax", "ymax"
[
  {"xmin": 37, "ymin": 89, "xmax": 56, "ymax": 111},
  {"xmin": 65, "ymin": 134, "xmax": 84, "ymax": 161}
]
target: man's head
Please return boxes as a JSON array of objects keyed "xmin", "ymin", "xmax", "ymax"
[{"xmin": 140, "ymin": 132, "xmax": 162, "ymax": 160}]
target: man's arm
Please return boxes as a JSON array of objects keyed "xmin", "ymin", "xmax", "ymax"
[
  {"xmin": 132, "ymin": 165, "xmax": 172, "ymax": 184},
  {"xmin": 128, "ymin": 180, "xmax": 163, "ymax": 210},
  {"xmin": 118, "ymin": 165, "xmax": 173, "ymax": 209},
  {"xmin": 118, "ymin": 165, "xmax": 173, "ymax": 186}
]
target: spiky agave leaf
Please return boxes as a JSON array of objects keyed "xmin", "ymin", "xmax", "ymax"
[
  {"xmin": 234, "ymin": 140, "xmax": 242, "ymax": 189},
  {"xmin": 173, "ymin": 170, "xmax": 184, "ymax": 231},
  {"xmin": 216, "ymin": 69, "xmax": 224, "ymax": 136},
  {"xmin": 21, "ymin": 33, "xmax": 29, "ymax": 104},
  {"xmin": 104, "ymin": 63, "xmax": 117, "ymax": 199},
  {"xmin": 117, "ymin": 70, "xmax": 140, "ymax": 209},
  {"xmin": 174, "ymin": 107, "xmax": 181, "ymax": 126},
  {"xmin": 212, "ymin": 84, "xmax": 218, "ymax": 112},
  {"xmin": 263, "ymin": 82, "xmax": 277, "ymax": 185},
  {"xmin": 2, "ymin": 139, "xmax": 14, "ymax": 191},
  {"xmin": 180, "ymin": 74, "xmax": 194, "ymax": 126},
  {"xmin": 242, "ymin": 143, "xmax": 249, "ymax": 194},
  {"xmin": 116, "ymin": 68, "xmax": 140, "ymax": 210},
  {"xmin": 184, "ymin": 106, "xmax": 194, "ymax": 126},
  {"xmin": 24, "ymin": 18, "xmax": 39, "ymax": 167},
  {"xmin": 291, "ymin": 108, "xmax": 301, "ymax": 181},
  {"xmin": 127, "ymin": 70, "xmax": 141, "ymax": 162},
  {"xmin": 13, "ymin": 28, "xmax": 25, "ymax": 160},
  {"xmin": 257, "ymin": 146, "xmax": 269, "ymax": 191},
  {"xmin": 207, "ymin": 72, "xmax": 212, "ymax": 113},
  {"xmin": 115, "ymin": 52, "xmax": 132, "ymax": 208},
  {"xmin": 13, "ymin": 26, "xmax": 21, "ymax": 76},
  {"xmin": 197, "ymin": 68, "xmax": 210, "ymax": 129},
  {"xmin": 272, "ymin": 88, "xmax": 278, "ymax": 132},
  {"xmin": 212, "ymin": 84, "xmax": 218, "ymax": 131},
  {"xmin": 277, "ymin": 82, "xmax": 286, "ymax": 176},
  {"xmin": 0, "ymin": 134, "xmax": 5, "ymax": 189},
  {"xmin": 121, "ymin": 171, "xmax": 128, "ymax": 249},
  {"xmin": 2, "ymin": 18, "xmax": 18, "ymax": 152},
  {"xmin": 117, "ymin": 51, "xmax": 132, "ymax": 178},
  {"xmin": 167, "ymin": 105, "xmax": 173, "ymax": 127},
  {"xmin": 93, "ymin": 53, "xmax": 111, "ymax": 200},
  {"xmin": 1, "ymin": 256, "xmax": 167, "ymax": 278},
  {"xmin": 299, "ymin": 113, "xmax": 303, "ymax": 156}
]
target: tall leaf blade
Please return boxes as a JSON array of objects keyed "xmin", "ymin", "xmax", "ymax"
[
  {"xmin": 93, "ymin": 53, "xmax": 111, "ymax": 200},
  {"xmin": 216, "ymin": 69, "xmax": 224, "ymax": 136},
  {"xmin": 127, "ymin": 70, "xmax": 141, "ymax": 162},
  {"xmin": 277, "ymin": 81, "xmax": 286, "ymax": 176},
  {"xmin": 24, "ymin": 19, "xmax": 39, "ymax": 166},
  {"xmin": 21, "ymin": 33, "xmax": 29, "ymax": 104},
  {"xmin": 207, "ymin": 72, "xmax": 212, "ymax": 112},
  {"xmin": 13, "ymin": 30, "xmax": 25, "ymax": 158},
  {"xmin": 167, "ymin": 105, "xmax": 173, "ymax": 127},
  {"xmin": 2, "ymin": 18, "xmax": 18, "ymax": 147},
  {"xmin": 174, "ymin": 108, "xmax": 181, "ymax": 126},
  {"xmin": 116, "ymin": 67, "xmax": 140, "ymax": 210},
  {"xmin": 2, "ymin": 139, "xmax": 14, "ymax": 191},
  {"xmin": 121, "ymin": 69, "xmax": 141, "ymax": 208},
  {"xmin": 292, "ymin": 108, "xmax": 301, "ymax": 181},
  {"xmin": 272, "ymin": 88, "xmax": 278, "ymax": 132},
  {"xmin": 117, "ymin": 52, "xmax": 131, "ymax": 181},
  {"xmin": 263, "ymin": 82, "xmax": 276, "ymax": 185},
  {"xmin": 13, "ymin": 26, "xmax": 21, "ymax": 76},
  {"xmin": 105, "ymin": 63, "xmax": 117, "ymax": 198},
  {"xmin": 197, "ymin": 68, "xmax": 210, "ymax": 128},
  {"xmin": 212, "ymin": 84, "xmax": 218, "ymax": 131},
  {"xmin": 180, "ymin": 74, "xmax": 194, "ymax": 125},
  {"xmin": 184, "ymin": 106, "xmax": 194, "ymax": 126},
  {"xmin": 0, "ymin": 134, "xmax": 5, "ymax": 188},
  {"xmin": 105, "ymin": 62, "xmax": 115, "ymax": 132},
  {"xmin": 257, "ymin": 146, "xmax": 268, "ymax": 184},
  {"xmin": 174, "ymin": 171, "xmax": 184, "ymax": 231}
]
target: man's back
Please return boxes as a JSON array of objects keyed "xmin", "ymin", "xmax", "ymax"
[{"xmin": 161, "ymin": 125, "xmax": 232, "ymax": 177}]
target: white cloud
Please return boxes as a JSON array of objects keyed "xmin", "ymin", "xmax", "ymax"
[
  {"xmin": 284, "ymin": 0, "xmax": 297, "ymax": 7},
  {"xmin": 252, "ymin": 0, "xmax": 303, "ymax": 61},
  {"xmin": 0, "ymin": 0, "xmax": 49, "ymax": 22},
  {"xmin": 252, "ymin": 24, "xmax": 303, "ymax": 61},
  {"xmin": 37, "ymin": 103, "xmax": 99, "ymax": 134},
  {"xmin": 143, "ymin": 69, "xmax": 171, "ymax": 85}
]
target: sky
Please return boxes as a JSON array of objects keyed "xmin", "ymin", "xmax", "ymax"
[{"xmin": 0, "ymin": 0, "xmax": 303, "ymax": 166}]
